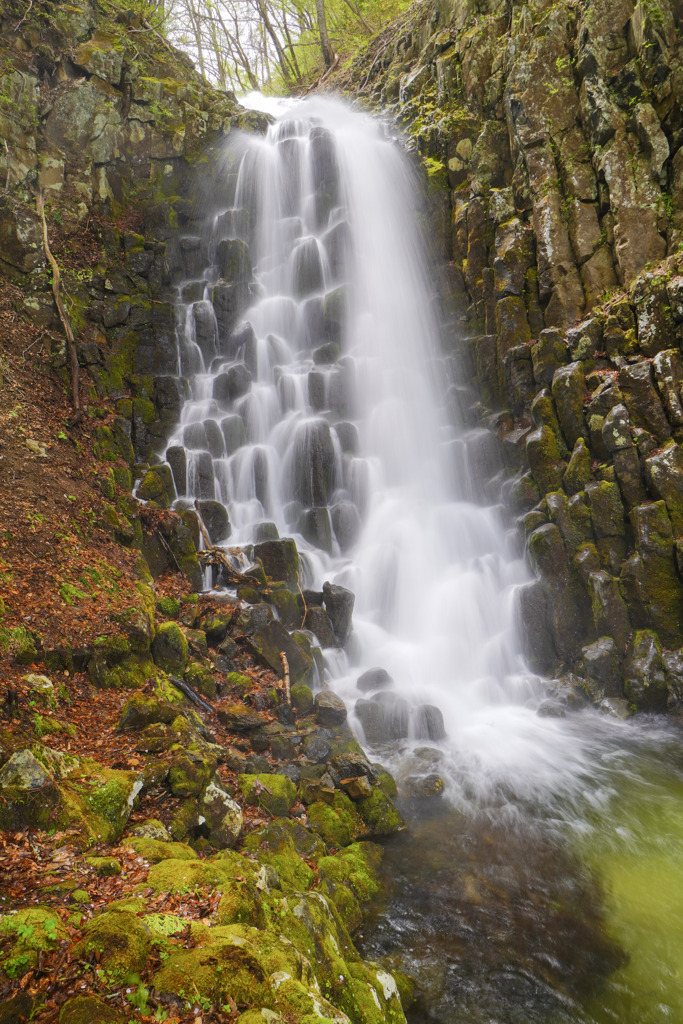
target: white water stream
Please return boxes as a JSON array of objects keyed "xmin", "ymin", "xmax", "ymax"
[{"xmin": 162, "ymin": 95, "xmax": 683, "ymax": 1020}]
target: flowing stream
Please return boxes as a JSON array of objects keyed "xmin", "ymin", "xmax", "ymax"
[{"xmin": 163, "ymin": 96, "xmax": 683, "ymax": 1023}]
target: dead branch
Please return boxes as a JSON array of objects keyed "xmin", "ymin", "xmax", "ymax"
[
  {"xmin": 3, "ymin": 140, "xmax": 10, "ymax": 190},
  {"xmin": 168, "ymin": 674, "xmax": 214, "ymax": 713},
  {"xmin": 13, "ymin": 0, "xmax": 33, "ymax": 32},
  {"xmin": 197, "ymin": 546, "xmax": 261, "ymax": 588},
  {"xmin": 296, "ymin": 571, "xmax": 308, "ymax": 629},
  {"xmin": 36, "ymin": 189, "xmax": 81, "ymax": 423},
  {"xmin": 280, "ymin": 651, "xmax": 290, "ymax": 704}
]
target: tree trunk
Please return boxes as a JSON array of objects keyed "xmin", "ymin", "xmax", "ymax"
[{"xmin": 314, "ymin": 0, "xmax": 333, "ymax": 67}]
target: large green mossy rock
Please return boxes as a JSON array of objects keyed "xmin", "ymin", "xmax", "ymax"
[
  {"xmin": 73, "ymin": 910, "xmax": 152, "ymax": 983},
  {"xmin": 59, "ymin": 995, "xmax": 126, "ymax": 1024},
  {"xmin": 151, "ymin": 621, "xmax": 189, "ymax": 675},
  {"xmin": 239, "ymin": 773, "xmax": 297, "ymax": 817},
  {"xmin": 0, "ymin": 749, "xmax": 140, "ymax": 848},
  {"xmin": 624, "ymin": 630, "xmax": 668, "ymax": 712},
  {"xmin": 0, "ymin": 906, "xmax": 67, "ymax": 979},
  {"xmin": 124, "ymin": 837, "xmax": 197, "ymax": 863},
  {"xmin": 143, "ymin": 852, "xmax": 258, "ymax": 894}
]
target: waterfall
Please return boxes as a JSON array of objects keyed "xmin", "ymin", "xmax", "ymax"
[
  {"xmin": 165, "ymin": 96, "xmax": 614, "ymax": 803},
  {"xmin": 164, "ymin": 95, "xmax": 683, "ymax": 1022}
]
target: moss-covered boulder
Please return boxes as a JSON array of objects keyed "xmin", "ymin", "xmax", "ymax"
[
  {"xmin": 0, "ymin": 906, "xmax": 67, "ymax": 979},
  {"xmin": 0, "ymin": 750, "xmax": 140, "ymax": 847},
  {"xmin": 135, "ymin": 464, "xmax": 176, "ymax": 507},
  {"xmin": 291, "ymin": 682, "xmax": 315, "ymax": 715},
  {"xmin": 59, "ymin": 995, "xmax": 125, "ymax": 1024},
  {"xmin": 85, "ymin": 856, "xmax": 121, "ymax": 877},
  {"xmin": 168, "ymin": 751, "xmax": 214, "ymax": 798},
  {"xmin": 185, "ymin": 660, "xmax": 215, "ymax": 697},
  {"xmin": 117, "ymin": 692, "xmax": 182, "ymax": 731},
  {"xmin": 151, "ymin": 621, "xmax": 189, "ymax": 675},
  {"xmin": 125, "ymin": 837, "xmax": 197, "ymax": 863},
  {"xmin": 144, "ymin": 853, "xmax": 258, "ymax": 895},
  {"xmin": 239, "ymin": 773, "xmax": 297, "ymax": 817},
  {"xmin": 73, "ymin": 910, "xmax": 152, "ymax": 983}
]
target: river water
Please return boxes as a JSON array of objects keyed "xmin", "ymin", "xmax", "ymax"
[{"xmin": 165, "ymin": 95, "xmax": 683, "ymax": 1022}]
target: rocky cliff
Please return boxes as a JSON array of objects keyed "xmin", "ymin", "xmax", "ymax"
[{"xmin": 333, "ymin": 0, "xmax": 683, "ymax": 713}]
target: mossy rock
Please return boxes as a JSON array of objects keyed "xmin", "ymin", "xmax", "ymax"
[
  {"xmin": 215, "ymin": 878, "xmax": 264, "ymax": 926},
  {"xmin": 357, "ymin": 788, "xmax": 404, "ymax": 837},
  {"xmin": 94, "ymin": 655, "xmax": 159, "ymax": 690},
  {"xmin": 152, "ymin": 936, "xmax": 273, "ymax": 1007},
  {"xmin": 307, "ymin": 794, "xmax": 363, "ymax": 849},
  {"xmin": 239, "ymin": 773, "xmax": 297, "ymax": 817},
  {"xmin": 118, "ymin": 692, "xmax": 181, "ymax": 731},
  {"xmin": 290, "ymin": 682, "xmax": 314, "ymax": 715},
  {"xmin": 0, "ymin": 623, "xmax": 38, "ymax": 665},
  {"xmin": 227, "ymin": 671, "xmax": 253, "ymax": 693},
  {"xmin": 151, "ymin": 621, "xmax": 189, "ymax": 675},
  {"xmin": 0, "ymin": 906, "xmax": 67, "ymax": 979},
  {"xmin": 185, "ymin": 660, "xmax": 216, "ymax": 698},
  {"xmin": 59, "ymin": 995, "xmax": 126, "ymax": 1024},
  {"xmin": 168, "ymin": 752, "xmax": 214, "ymax": 798},
  {"xmin": 143, "ymin": 855, "xmax": 255, "ymax": 894},
  {"xmin": 125, "ymin": 837, "xmax": 197, "ymax": 862},
  {"xmin": 157, "ymin": 595, "xmax": 180, "ymax": 618},
  {"xmin": 0, "ymin": 752, "xmax": 139, "ymax": 848},
  {"xmin": 73, "ymin": 910, "xmax": 152, "ymax": 983},
  {"xmin": 85, "ymin": 856, "xmax": 121, "ymax": 877},
  {"xmin": 136, "ymin": 465, "xmax": 175, "ymax": 507},
  {"xmin": 129, "ymin": 817, "xmax": 171, "ymax": 840}
]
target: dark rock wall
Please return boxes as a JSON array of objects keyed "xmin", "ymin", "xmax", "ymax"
[
  {"xmin": 0, "ymin": 0, "xmax": 267, "ymax": 460},
  {"xmin": 340, "ymin": 0, "xmax": 683, "ymax": 710}
]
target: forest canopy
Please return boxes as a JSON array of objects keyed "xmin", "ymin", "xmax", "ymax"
[{"xmin": 144, "ymin": 0, "xmax": 411, "ymax": 93}]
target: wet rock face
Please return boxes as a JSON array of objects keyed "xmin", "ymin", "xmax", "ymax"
[{"xmin": 338, "ymin": 0, "xmax": 683, "ymax": 710}]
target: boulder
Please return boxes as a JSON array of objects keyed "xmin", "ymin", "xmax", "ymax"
[
  {"xmin": 151, "ymin": 622, "xmax": 189, "ymax": 675},
  {"xmin": 246, "ymin": 619, "xmax": 313, "ymax": 686},
  {"xmin": 315, "ymin": 690, "xmax": 347, "ymax": 726},
  {"xmin": 357, "ymin": 667, "xmax": 393, "ymax": 692},
  {"xmin": 323, "ymin": 582, "xmax": 354, "ymax": 645},
  {"xmin": 200, "ymin": 778, "xmax": 243, "ymax": 848},
  {"xmin": 239, "ymin": 773, "xmax": 297, "ymax": 817}
]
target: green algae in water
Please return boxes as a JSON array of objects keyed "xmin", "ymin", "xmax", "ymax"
[{"xmin": 578, "ymin": 751, "xmax": 683, "ymax": 1023}]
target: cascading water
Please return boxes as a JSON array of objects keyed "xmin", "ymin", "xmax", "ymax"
[{"xmin": 162, "ymin": 96, "xmax": 683, "ymax": 1023}]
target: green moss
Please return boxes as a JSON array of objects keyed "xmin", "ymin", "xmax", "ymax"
[
  {"xmin": 144, "ymin": 856, "xmax": 252, "ymax": 894},
  {"xmin": 307, "ymin": 797, "xmax": 359, "ymax": 849},
  {"xmin": 74, "ymin": 910, "xmax": 152, "ymax": 983},
  {"xmin": 168, "ymin": 752, "xmax": 213, "ymax": 798},
  {"xmin": 0, "ymin": 906, "xmax": 67, "ymax": 978},
  {"xmin": 157, "ymin": 595, "xmax": 180, "ymax": 618},
  {"xmin": 185, "ymin": 661, "xmax": 215, "ymax": 698},
  {"xmin": 227, "ymin": 671, "xmax": 253, "ymax": 693},
  {"xmin": 290, "ymin": 682, "xmax": 314, "ymax": 715},
  {"xmin": 151, "ymin": 621, "xmax": 188, "ymax": 675},
  {"xmin": 58, "ymin": 994, "xmax": 125, "ymax": 1024},
  {"xmin": 0, "ymin": 623, "xmax": 38, "ymax": 665},
  {"xmin": 357, "ymin": 788, "xmax": 404, "ymax": 837},
  {"xmin": 152, "ymin": 937, "xmax": 272, "ymax": 1006},
  {"xmin": 239, "ymin": 773, "xmax": 297, "ymax": 817},
  {"xmin": 85, "ymin": 856, "xmax": 122, "ymax": 877}
]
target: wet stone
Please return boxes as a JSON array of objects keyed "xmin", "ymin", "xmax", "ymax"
[
  {"xmin": 213, "ymin": 363, "xmax": 252, "ymax": 404},
  {"xmin": 414, "ymin": 704, "xmax": 447, "ymax": 741},
  {"xmin": 314, "ymin": 690, "xmax": 347, "ymax": 726},
  {"xmin": 196, "ymin": 499, "xmax": 231, "ymax": 544},
  {"xmin": 302, "ymin": 734, "xmax": 332, "ymax": 763}
]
